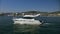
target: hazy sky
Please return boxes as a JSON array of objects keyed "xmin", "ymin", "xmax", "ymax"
[{"xmin": 0, "ymin": 0, "xmax": 60, "ymax": 13}]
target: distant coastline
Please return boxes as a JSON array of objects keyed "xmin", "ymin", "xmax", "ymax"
[{"xmin": 0, "ymin": 11, "xmax": 60, "ymax": 16}]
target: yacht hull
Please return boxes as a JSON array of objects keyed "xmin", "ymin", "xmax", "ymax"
[{"xmin": 13, "ymin": 19, "xmax": 41, "ymax": 25}]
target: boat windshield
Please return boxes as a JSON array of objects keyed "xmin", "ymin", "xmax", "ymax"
[{"xmin": 23, "ymin": 17, "xmax": 34, "ymax": 19}]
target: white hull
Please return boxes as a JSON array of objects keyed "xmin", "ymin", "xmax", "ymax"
[{"xmin": 13, "ymin": 18, "xmax": 41, "ymax": 25}]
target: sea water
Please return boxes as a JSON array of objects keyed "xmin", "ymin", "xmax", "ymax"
[{"xmin": 0, "ymin": 16, "xmax": 60, "ymax": 34}]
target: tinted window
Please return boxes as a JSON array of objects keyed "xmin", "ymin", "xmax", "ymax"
[{"xmin": 23, "ymin": 17, "xmax": 34, "ymax": 19}]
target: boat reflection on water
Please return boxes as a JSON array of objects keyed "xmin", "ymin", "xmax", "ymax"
[{"xmin": 14, "ymin": 24, "xmax": 41, "ymax": 34}]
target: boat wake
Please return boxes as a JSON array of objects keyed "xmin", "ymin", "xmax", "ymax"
[{"xmin": 41, "ymin": 23, "xmax": 54, "ymax": 26}]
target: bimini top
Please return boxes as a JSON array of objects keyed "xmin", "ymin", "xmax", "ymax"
[{"xmin": 23, "ymin": 14, "xmax": 40, "ymax": 17}]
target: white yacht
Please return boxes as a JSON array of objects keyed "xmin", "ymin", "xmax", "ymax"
[{"xmin": 13, "ymin": 14, "xmax": 42, "ymax": 25}]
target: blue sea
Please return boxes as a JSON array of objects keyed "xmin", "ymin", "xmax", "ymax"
[{"xmin": 0, "ymin": 16, "xmax": 60, "ymax": 34}]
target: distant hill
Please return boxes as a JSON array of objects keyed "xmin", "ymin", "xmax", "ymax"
[
  {"xmin": 49, "ymin": 11, "xmax": 60, "ymax": 14},
  {"xmin": 0, "ymin": 11, "xmax": 60, "ymax": 16},
  {"xmin": 22, "ymin": 11, "xmax": 48, "ymax": 14}
]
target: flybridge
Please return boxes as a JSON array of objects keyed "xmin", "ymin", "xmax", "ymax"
[{"xmin": 23, "ymin": 14, "xmax": 40, "ymax": 17}]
